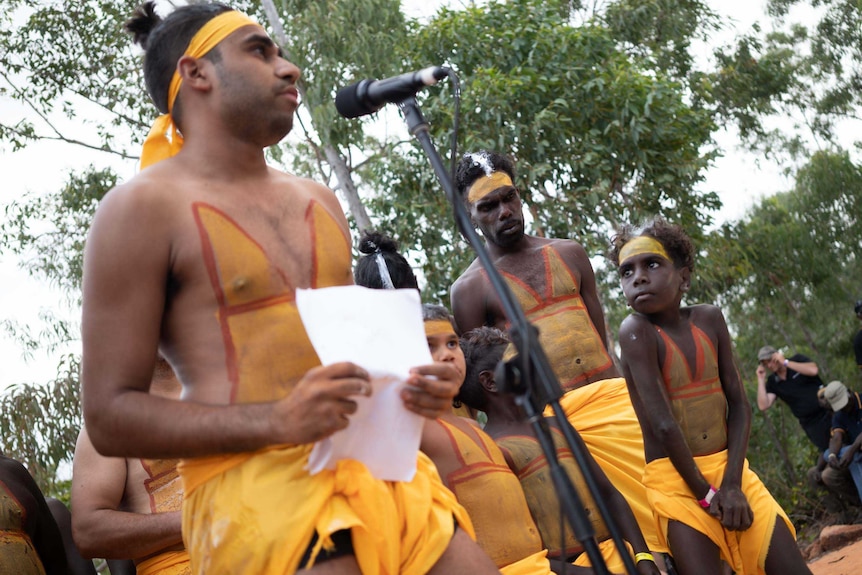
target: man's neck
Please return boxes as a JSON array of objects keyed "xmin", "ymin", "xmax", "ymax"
[{"xmin": 179, "ymin": 136, "xmax": 271, "ymax": 180}]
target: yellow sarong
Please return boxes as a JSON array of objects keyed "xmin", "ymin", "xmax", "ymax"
[
  {"xmin": 136, "ymin": 550, "xmax": 191, "ymax": 575},
  {"xmin": 572, "ymin": 539, "xmax": 633, "ymax": 574},
  {"xmin": 643, "ymin": 453, "xmax": 794, "ymax": 575},
  {"xmin": 547, "ymin": 377, "xmax": 663, "ymax": 552},
  {"xmin": 500, "ymin": 549, "xmax": 551, "ymax": 575},
  {"xmin": 181, "ymin": 446, "xmax": 472, "ymax": 575}
]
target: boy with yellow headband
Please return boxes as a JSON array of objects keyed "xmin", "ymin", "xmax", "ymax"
[
  {"xmin": 610, "ymin": 217, "xmax": 811, "ymax": 575},
  {"xmin": 458, "ymin": 326, "xmax": 660, "ymax": 575},
  {"xmin": 420, "ymin": 304, "xmax": 556, "ymax": 575},
  {"xmin": 81, "ymin": 3, "xmax": 497, "ymax": 574}
]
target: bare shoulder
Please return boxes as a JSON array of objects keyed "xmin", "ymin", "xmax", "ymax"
[
  {"xmin": 619, "ymin": 313, "xmax": 656, "ymax": 350},
  {"xmin": 451, "ymin": 258, "xmax": 485, "ymax": 294},
  {"xmin": 688, "ymin": 304, "xmax": 725, "ymax": 332},
  {"xmin": 91, "ymin": 168, "xmax": 182, "ymax": 235},
  {"xmin": 546, "ymin": 236, "xmax": 588, "ymax": 257}
]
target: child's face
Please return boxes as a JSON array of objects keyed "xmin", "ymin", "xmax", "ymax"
[
  {"xmin": 618, "ymin": 237, "xmax": 687, "ymax": 315},
  {"xmin": 424, "ymin": 321, "xmax": 467, "ymax": 387}
]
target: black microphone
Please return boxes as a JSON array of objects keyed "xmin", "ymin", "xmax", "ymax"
[{"xmin": 335, "ymin": 66, "xmax": 448, "ymax": 119}]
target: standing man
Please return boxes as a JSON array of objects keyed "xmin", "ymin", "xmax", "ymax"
[
  {"xmin": 449, "ymin": 150, "xmax": 663, "ymax": 556},
  {"xmin": 81, "ymin": 3, "xmax": 495, "ymax": 574},
  {"xmin": 755, "ymin": 345, "xmax": 830, "ymax": 452}
]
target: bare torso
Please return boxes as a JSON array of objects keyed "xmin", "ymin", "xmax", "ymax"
[
  {"xmin": 114, "ymin": 159, "xmax": 352, "ymax": 405},
  {"xmin": 452, "ymin": 235, "xmax": 618, "ymax": 389}
]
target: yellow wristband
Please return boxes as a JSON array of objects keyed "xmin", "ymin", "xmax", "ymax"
[{"xmin": 635, "ymin": 552, "xmax": 655, "ymax": 563}]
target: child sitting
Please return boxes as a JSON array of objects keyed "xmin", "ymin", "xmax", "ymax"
[{"xmin": 609, "ymin": 217, "xmax": 812, "ymax": 575}]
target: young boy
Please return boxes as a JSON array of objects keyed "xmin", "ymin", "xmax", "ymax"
[
  {"xmin": 458, "ymin": 326, "xmax": 660, "ymax": 575},
  {"xmin": 610, "ymin": 217, "xmax": 812, "ymax": 575},
  {"xmin": 420, "ymin": 304, "xmax": 554, "ymax": 574}
]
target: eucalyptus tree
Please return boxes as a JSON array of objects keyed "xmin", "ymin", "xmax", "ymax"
[{"xmin": 359, "ymin": 0, "xmax": 721, "ymax": 302}]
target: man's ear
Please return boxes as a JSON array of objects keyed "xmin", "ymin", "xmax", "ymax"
[
  {"xmin": 478, "ymin": 369, "xmax": 497, "ymax": 393},
  {"xmin": 680, "ymin": 266, "xmax": 692, "ymax": 293},
  {"xmin": 177, "ymin": 55, "xmax": 214, "ymax": 92}
]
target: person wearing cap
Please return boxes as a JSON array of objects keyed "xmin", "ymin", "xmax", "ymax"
[
  {"xmin": 853, "ymin": 300, "xmax": 862, "ymax": 373},
  {"xmin": 823, "ymin": 381, "xmax": 862, "ymax": 503},
  {"xmin": 79, "ymin": 3, "xmax": 498, "ymax": 574},
  {"xmin": 755, "ymin": 345, "xmax": 831, "ymax": 452}
]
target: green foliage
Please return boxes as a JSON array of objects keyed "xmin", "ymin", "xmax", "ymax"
[
  {"xmin": 0, "ymin": 0, "xmax": 149, "ymax": 157},
  {"xmin": 0, "ymin": 355, "xmax": 82, "ymax": 498},
  {"xmin": 1, "ymin": 166, "xmax": 116, "ymax": 296},
  {"xmin": 702, "ymin": 150, "xmax": 862, "ymax": 385},
  {"xmin": 365, "ymin": 0, "xmax": 719, "ymax": 300},
  {"xmin": 711, "ymin": 0, "xmax": 862, "ymax": 159}
]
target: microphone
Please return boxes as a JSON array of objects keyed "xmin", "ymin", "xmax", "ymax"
[{"xmin": 335, "ymin": 66, "xmax": 448, "ymax": 119}]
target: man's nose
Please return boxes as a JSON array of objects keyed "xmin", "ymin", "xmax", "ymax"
[{"xmin": 276, "ymin": 57, "xmax": 301, "ymax": 82}]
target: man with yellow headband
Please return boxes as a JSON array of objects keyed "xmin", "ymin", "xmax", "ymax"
[
  {"xmin": 610, "ymin": 217, "xmax": 811, "ymax": 575},
  {"xmin": 81, "ymin": 3, "xmax": 496, "ymax": 574},
  {"xmin": 449, "ymin": 150, "xmax": 664, "ymax": 560}
]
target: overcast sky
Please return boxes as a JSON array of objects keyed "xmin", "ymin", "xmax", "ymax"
[{"xmin": 0, "ymin": 0, "xmax": 796, "ymax": 391}]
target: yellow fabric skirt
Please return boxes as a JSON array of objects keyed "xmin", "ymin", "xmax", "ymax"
[
  {"xmin": 180, "ymin": 445, "xmax": 473, "ymax": 575},
  {"xmin": 643, "ymin": 452, "xmax": 794, "ymax": 575},
  {"xmin": 571, "ymin": 539, "xmax": 635, "ymax": 574},
  {"xmin": 546, "ymin": 377, "xmax": 663, "ymax": 552},
  {"xmin": 136, "ymin": 549, "xmax": 191, "ymax": 575},
  {"xmin": 500, "ymin": 549, "xmax": 551, "ymax": 575}
]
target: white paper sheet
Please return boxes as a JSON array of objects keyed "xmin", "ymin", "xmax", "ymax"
[{"xmin": 295, "ymin": 285, "xmax": 431, "ymax": 482}]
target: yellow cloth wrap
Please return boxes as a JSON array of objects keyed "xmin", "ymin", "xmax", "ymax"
[
  {"xmin": 140, "ymin": 10, "xmax": 258, "ymax": 169},
  {"xmin": 466, "ymin": 171, "xmax": 514, "ymax": 203},
  {"xmin": 424, "ymin": 320, "xmax": 455, "ymax": 337},
  {"xmin": 180, "ymin": 447, "xmax": 470, "ymax": 575},
  {"xmin": 572, "ymin": 539, "xmax": 633, "ymax": 574},
  {"xmin": 136, "ymin": 550, "xmax": 191, "ymax": 575},
  {"xmin": 498, "ymin": 245, "xmax": 613, "ymax": 390},
  {"xmin": 0, "ymin": 485, "xmax": 46, "ymax": 575},
  {"xmin": 618, "ymin": 236, "xmax": 670, "ymax": 266},
  {"xmin": 436, "ymin": 420, "xmax": 544, "ymax": 568},
  {"xmin": 499, "ymin": 549, "xmax": 552, "ymax": 575},
  {"xmin": 545, "ymin": 377, "xmax": 664, "ymax": 552},
  {"xmin": 497, "ymin": 429, "xmax": 608, "ymax": 559},
  {"xmin": 643, "ymin": 453, "xmax": 794, "ymax": 575}
]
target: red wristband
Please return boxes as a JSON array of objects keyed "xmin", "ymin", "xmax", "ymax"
[{"xmin": 698, "ymin": 485, "xmax": 717, "ymax": 508}]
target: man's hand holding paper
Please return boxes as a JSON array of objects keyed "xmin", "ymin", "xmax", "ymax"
[{"xmin": 296, "ymin": 285, "xmax": 454, "ymax": 481}]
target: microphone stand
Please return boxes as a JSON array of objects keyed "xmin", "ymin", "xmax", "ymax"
[{"xmin": 397, "ymin": 96, "xmax": 638, "ymax": 575}]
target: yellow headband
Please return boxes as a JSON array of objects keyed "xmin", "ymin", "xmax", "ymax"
[
  {"xmin": 424, "ymin": 320, "xmax": 456, "ymax": 337},
  {"xmin": 139, "ymin": 10, "xmax": 259, "ymax": 170},
  {"xmin": 619, "ymin": 236, "xmax": 671, "ymax": 266},
  {"xmin": 466, "ymin": 172, "xmax": 514, "ymax": 203}
]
